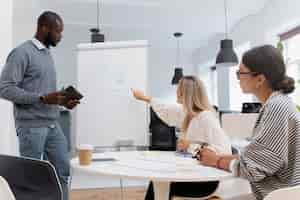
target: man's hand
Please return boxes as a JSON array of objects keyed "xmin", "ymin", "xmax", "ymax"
[
  {"xmin": 62, "ymin": 99, "xmax": 80, "ymax": 110},
  {"xmin": 41, "ymin": 92, "xmax": 66, "ymax": 105}
]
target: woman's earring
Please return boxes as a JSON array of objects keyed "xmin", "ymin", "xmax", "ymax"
[{"xmin": 256, "ymin": 77, "xmax": 265, "ymax": 89}]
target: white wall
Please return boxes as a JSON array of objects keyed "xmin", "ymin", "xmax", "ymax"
[
  {"xmin": 0, "ymin": 0, "xmax": 12, "ymax": 66},
  {"xmin": 0, "ymin": 0, "xmax": 16, "ymax": 155},
  {"xmin": 230, "ymin": 0, "xmax": 300, "ymax": 48},
  {"xmin": 195, "ymin": 0, "xmax": 300, "ymax": 110},
  {"xmin": 12, "ymin": 0, "xmax": 41, "ymax": 47},
  {"xmin": 197, "ymin": 0, "xmax": 300, "ymax": 65}
]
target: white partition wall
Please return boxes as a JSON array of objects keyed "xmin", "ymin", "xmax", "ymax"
[
  {"xmin": 221, "ymin": 113, "xmax": 259, "ymax": 139},
  {"xmin": 76, "ymin": 40, "xmax": 149, "ymax": 147},
  {"xmin": 0, "ymin": 0, "xmax": 18, "ymax": 155}
]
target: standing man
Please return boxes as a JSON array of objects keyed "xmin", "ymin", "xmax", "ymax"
[{"xmin": 0, "ymin": 11, "xmax": 78, "ymax": 200}]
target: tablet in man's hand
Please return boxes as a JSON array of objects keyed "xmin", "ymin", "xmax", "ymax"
[{"xmin": 63, "ymin": 86, "xmax": 83, "ymax": 100}]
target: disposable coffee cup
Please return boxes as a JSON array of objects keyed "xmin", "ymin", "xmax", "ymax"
[{"xmin": 78, "ymin": 144, "xmax": 94, "ymax": 165}]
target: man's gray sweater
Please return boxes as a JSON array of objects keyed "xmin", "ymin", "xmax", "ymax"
[{"xmin": 0, "ymin": 40, "xmax": 59, "ymax": 128}]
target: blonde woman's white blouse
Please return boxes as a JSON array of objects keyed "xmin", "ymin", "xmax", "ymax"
[{"xmin": 150, "ymin": 98, "xmax": 232, "ymax": 155}]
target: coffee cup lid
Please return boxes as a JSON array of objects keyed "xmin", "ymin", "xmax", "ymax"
[{"xmin": 78, "ymin": 144, "xmax": 94, "ymax": 150}]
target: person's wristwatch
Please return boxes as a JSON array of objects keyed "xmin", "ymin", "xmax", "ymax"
[{"xmin": 39, "ymin": 95, "xmax": 45, "ymax": 103}]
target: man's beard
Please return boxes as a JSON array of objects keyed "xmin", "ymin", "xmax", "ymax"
[{"xmin": 45, "ymin": 32, "xmax": 57, "ymax": 47}]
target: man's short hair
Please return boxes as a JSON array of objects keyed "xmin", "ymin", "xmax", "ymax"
[{"xmin": 38, "ymin": 11, "xmax": 62, "ymax": 27}]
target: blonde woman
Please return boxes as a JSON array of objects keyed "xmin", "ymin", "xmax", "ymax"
[{"xmin": 132, "ymin": 76, "xmax": 231, "ymax": 200}]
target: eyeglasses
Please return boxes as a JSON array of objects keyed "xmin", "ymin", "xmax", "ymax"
[{"xmin": 236, "ymin": 70, "xmax": 259, "ymax": 80}]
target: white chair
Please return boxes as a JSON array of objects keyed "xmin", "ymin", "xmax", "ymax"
[
  {"xmin": 264, "ymin": 185, "xmax": 300, "ymax": 200},
  {"xmin": 0, "ymin": 176, "xmax": 16, "ymax": 200}
]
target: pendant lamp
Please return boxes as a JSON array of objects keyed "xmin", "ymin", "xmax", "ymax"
[
  {"xmin": 216, "ymin": 0, "xmax": 238, "ymax": 67},
  {"xmin": 171, "ymin": 32, "xmax": 184, "ymax": 85},
  {"xmin": 90, "ymin": 0, "xmax": 105, "ymax": 43}
]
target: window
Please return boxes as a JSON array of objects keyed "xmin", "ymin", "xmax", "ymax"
[
  {"xmin": 197, "ymin": 42, "xmax": 254, "ymax": 111},
  {"xmin": 198, "ymin": 63, "xmax": 218, "ymax": 106},
  {"xmin": 228, "ymin": 42, "xmax": 253, "ymax": 111},
  {"xmin": 281, "ymin": 31, "xmax": 300, "ymax": 104},
  {"xmin": 229, "ymin": 65, "xmax": 254, "ymax": 111}
]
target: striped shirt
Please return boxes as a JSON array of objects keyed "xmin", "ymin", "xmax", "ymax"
[{"xmin": 236, "ymin": 92, "xmax": 300, "ymax": 200}]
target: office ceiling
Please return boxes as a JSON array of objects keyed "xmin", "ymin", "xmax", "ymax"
[{"xmin": 34, "ymin": 0, "xmax": 270, "ymax": 48}]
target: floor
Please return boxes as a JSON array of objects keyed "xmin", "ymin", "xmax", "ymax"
[
  {"xmin": 70, "ymin": 187, "xmax": 147, "ymax": 200},
  {"xmin": 70, "ymin": 187, "xmax": 223, "ymax": 200}
]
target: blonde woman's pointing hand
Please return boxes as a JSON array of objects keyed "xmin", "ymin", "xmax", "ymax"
[{"xmin": 131, "ymin": 88, "xmax": 151, "ymax": 103}]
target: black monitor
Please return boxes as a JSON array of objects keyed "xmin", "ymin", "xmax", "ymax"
[{"xmin": 242, "ymin": 102, "xmax": 262, "ymax": 113}]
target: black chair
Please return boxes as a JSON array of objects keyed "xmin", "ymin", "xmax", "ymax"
[
  {"xmin": 149, "ymin": 107, "xmax": 176, "ymax": 151},
  {"xmin": 0, "ymin": 154, "xmax": 62, "ymax": 200}
]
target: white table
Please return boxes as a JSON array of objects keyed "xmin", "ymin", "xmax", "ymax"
[{"xmin": 71, "ymin": 151, "xmax": 234, "ymax": 200}]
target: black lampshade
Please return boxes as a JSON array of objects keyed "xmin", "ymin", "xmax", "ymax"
[
  {"xmin": 216, "ymin": 39, "xmax": 238, "ymax": 67},
  {"xmin": 171, "ymin": 68, "xmax": 183, "ymax": 85},
  {"xmin": 90, "ymin": 28, "xmax": 105, "ymax": 43},
  {"xmin": 90, "ymin": 0, "xmax": 105, "ymax": 43}
]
